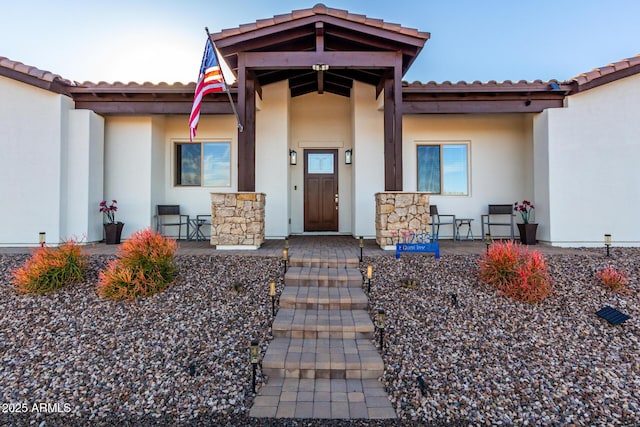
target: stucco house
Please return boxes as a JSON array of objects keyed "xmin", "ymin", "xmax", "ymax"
[{"xmin": 1, "ymin": 4, "xmax": 639, "ymax": 248}]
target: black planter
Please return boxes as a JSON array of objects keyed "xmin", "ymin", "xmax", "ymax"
[
  {"xmin": 104, "ymin": 222, "xmax": 124, "ymax": 245},
  {"xmin": 517, "ymin": 223, "xmax": 538, "ymax": 245}
]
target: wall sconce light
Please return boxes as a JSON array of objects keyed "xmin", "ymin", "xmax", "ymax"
[
  {"xmin": 604, "ymin": 233, "xmax": 612, "ymax": 257},
  {"xmin": 377, "ymin": 308, "xmax": 385, "ymax": 349},
  {"xmin": 345, "ymin": 149, "xmax": 352, "ymax": 165},
  {"xmin": 250, "ymin": 338, "xmax": 259, "ymax": 393},
  {"xmin": 312, "ymin": 63, "xmax": 329, "ymax": 71},
  {"xmin": 38, "ymin": 232, "xmax": 46, "ymax": 248},
  {"xmin": 289, "ymin": 150, "xmax": 297, "ymax": 165}
]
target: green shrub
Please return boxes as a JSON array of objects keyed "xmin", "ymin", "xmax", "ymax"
[
  {"xmin": 97, "ymin": 228, "xmax": 177, "ymax": 300},
  {"xmin": 596, "ymin": 265, "xmax": 629, "ymax": 293},
  {"xmin": 478, "ymin": 241, "xmax": 552, "ymax": 303},
  {"xmin": 12, "ymin": 240, "xmax": 86, "ymax": 294}
]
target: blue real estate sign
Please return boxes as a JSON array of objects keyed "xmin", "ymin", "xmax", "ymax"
[{"xmin": 395, "ymin": 233, "xmax": 440, "ymax": 259}]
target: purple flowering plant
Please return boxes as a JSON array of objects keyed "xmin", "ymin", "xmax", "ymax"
[
  {"xmin": 99, "ymin": 200, "xmax": 118, "ymax": 224},
  {"xmin": 514, "ymin": 200, "xmax": 535, "ymax": 224}
]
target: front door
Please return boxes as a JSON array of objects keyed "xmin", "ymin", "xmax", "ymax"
[{"xmin": 304, "ymin": 149, "xmax": 338, "ymax": 231}]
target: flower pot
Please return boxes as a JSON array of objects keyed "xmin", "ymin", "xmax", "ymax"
[
  {"xmin": 104, "ymin": 222, "xmax": 124, "ymax": 245},
  {"xmin": 517, "ymin": 223, "xmax": 538, "ymax": 245}
]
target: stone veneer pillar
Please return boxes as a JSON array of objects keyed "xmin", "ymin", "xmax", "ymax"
[
  {"xmin": 210, "ymin": 193, "xmax": 265, "ymax": 250},
  {"xmin": 375, "ymin": 192, "xmax": 430, "ymax": 249}
]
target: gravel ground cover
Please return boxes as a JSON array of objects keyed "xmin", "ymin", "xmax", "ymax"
[{"xmin": 0, "ymin": 249, "xmax": 638, "ymax": 426}]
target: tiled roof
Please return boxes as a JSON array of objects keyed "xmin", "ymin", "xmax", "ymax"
[
  {"xmin": 403, "ymin": 79, "xmax": 571, "ymax": 93},
  {"xmin": 214, "ymin": 3, "xmax": 429, "ymax": 40},
  {"xmin": 570, "ymin": 54, "xmax": 640, "ymax": 92},
  {"xmin": 0, "ymin": 56, "xmax": 74, "ymax": 90}
]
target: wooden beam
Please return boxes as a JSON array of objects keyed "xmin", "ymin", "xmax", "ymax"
[
  {"xmin": 402, "ymin": 99, "xmax": 564, "ymax": 114},
  {"xmin": 393, "ymin": 56, "xmax": 403, "ymax": 190},
  {"xmin": 243, "ymin": 51, "xmax": 397, "ymax": 69},
  {"xmin": 72, "ymin": 101, "xmax": 234, "ymax": 115},
  {"xmin": 317, "ymin": 70, "xmax": 324, "ymax": 94},
  {"xmin": 237, "ymin": 54, "xmax": 256, "ymax": 192},
  {"xmin": 384, "ymin": 78, "xmax": 395, "ymax": 191},
  {"xmin": 315, "ymin": 22, "xmax": 324, "ymax": 52}
]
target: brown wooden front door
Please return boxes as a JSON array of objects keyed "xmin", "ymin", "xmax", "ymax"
[{"xmin": 304, "ymin": 149, "xmax": 338, "ymax": 231}]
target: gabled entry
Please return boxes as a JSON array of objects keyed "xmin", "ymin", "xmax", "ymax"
[
  {"xmin": 210, "ymin": 4, "xmax": 429, "ymax": 192},
  {"xmin": 304, "ymin": 149, "xmax": 338, "ymax": 231}
]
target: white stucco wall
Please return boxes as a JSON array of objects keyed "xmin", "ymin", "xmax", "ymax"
[
  {"xmin": 256, "ymin": 80, "xmax": 289, "ymax": 238},
  {"xmin": 403, "ymin": 114, "xmax": 533, "ymax": 239},
  {"xmin": 0, "ymin": 77, "xmax": 67, "ymax": 245},
  {"xmin": 533, "ymin": 110, "xmax": 551, "ymax": 243},
  {"xmin": 289, "ymin": 91, "xmax": 353, "ymax": 234},
  {"xmin": 104, "ymin": 116, "xmax": 155, "ymax": 238},
  {"xmin": 352, "ymin": 81, "xmax": 384, "ymax": 238},
  {"xmin": 535, "ymin": 74, "xmax": 640, "ymax": 246},
  {"xmin": 63, "ymin": 110, "xmax": 105, "ymax": 242}
]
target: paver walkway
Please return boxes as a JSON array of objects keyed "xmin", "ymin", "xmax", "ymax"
[{"xmin": 249, "ymin": 251, "xmax": 396, "ymax": 419}]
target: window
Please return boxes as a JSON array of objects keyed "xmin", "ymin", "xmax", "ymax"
[
  {"xmin": 417, "ymin": 143, "xmax": 469, "ymax": 195},
  {"xmin": 175, "ymin": 142, "xmax": 231, "ymax": 187}
]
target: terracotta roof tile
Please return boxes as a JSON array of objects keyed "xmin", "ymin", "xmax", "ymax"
[
  {"xmin": 570, "ymin": 54, "xmax": 640, "ymax": 90},
  {"xmin": 403, "ymin": 78, "xmax": 569, "ymax": 93},
  {"xmin": 0, "ymin": 56, "xmax": 73, "ymax": 85},
  {"xmin": 214, "ymin": 3, "xmax": 427, "ymax": 41}
]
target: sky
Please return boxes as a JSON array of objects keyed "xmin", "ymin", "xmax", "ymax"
[{"xmin": 1, "ymin": 0, "xmax": 639, "ymax": 85}]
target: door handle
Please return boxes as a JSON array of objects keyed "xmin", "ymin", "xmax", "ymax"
[{"xmin": 335, "ymin": 194, "xmax": 339, "ymax": 210}]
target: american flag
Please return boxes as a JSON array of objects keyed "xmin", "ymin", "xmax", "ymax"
[{"xmin": 189, "ymin": 38, "xmax": 226, "ymax": 141}]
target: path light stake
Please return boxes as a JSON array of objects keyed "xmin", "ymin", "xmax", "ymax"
[
  {"xmin": 484, "ymin": 233, "xmax": 491, "ymax": 252},
  {"xmin": 377, "ymin": 309, "xmax": 385, "ymax": 350},
  {"xmin": 367, "ymin": 265, "xmax": 373, "ymax": 293},
  {"xmin": 250, "ymin": 339, "xmax": 259, "ymax": 393},
  {"xmin": 359, "ymin": 236, "xmax": 364, "ymax": 262},
  {"xmin": 38, "ymin": 232, "xmax": 46, "ymax": 248},
  {"xmin": 282, "ymin": 248, "xmax": 289, "ymax": 274},
  {"xmin": 269, "ymin": 280, "xmax": 276, "ymax": 317},
  {"xmin": 604, "ymin": 234, "xmax": 611, "ymax": 257}
]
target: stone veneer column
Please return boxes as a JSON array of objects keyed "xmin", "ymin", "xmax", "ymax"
[
  {"xmin": 375, "ymin": 192, "xmax": 430, "ymax": 249},
  {"xmin": 210, "ymin": 193, "xmax": 265, "ymax": 250}
]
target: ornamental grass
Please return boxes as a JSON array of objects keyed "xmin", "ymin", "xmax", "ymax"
[
  {"xmin": 12, "ymin": 239, "xmax": 86, "ymax": 294},
  {"xmin": 596, "ymin": 265, "xmax": 629, "ymax": 293},
  {"xmin": 478, "ymin": 240, "xmax": 552, "ymax": 303},
  {"xmin": 97, "ymin": 228, "xmax": 177, "ymax": 301}
]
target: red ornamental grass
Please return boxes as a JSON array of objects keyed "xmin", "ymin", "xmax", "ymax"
[
  {"xmin": 596, "ymin": 265, "xmax": 629, "ymax": 293},
  {"xmin": 12, "ymin": 239, "xmax": 86, "ymax": 294},
  {"xmin": 97, "ymin": 228, "xmax": 178, "ymax": 300},
  {"xmin": 478, "ymin": 240, "xmax": 552, "ymax": 303}
]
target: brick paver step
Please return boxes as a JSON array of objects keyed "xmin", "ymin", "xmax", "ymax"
[
  {"xmin": 284, "ymin": 266, "xmax": 363, "ymax": 288},
  {"xmin": 262, "ymin": 337, "xmax": 384, "ymax": 379},
  {"xmin": 289, "ymin": 255, "xmax": 359, "ymax": 269},
  {"xmin": 279, "ymin": 287, "xmax": 368, "ymax": 310},
  {"xmin": 272, "ymin": 308, "xmax": 374, "ymax": 339},
  {"xmin": 249, "ymin": 378, "xmax": 396, "ymax": 419}
]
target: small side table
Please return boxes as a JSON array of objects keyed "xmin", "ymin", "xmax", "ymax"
[
  {"xmin": 455, "ymin": 218, "xmax": 474, "ymax": 241},
  {"xmin": 188, "ymin": 217, "xmax": 207, "ymax": 241}
]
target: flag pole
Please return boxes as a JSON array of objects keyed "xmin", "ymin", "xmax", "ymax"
[{"xmin": 205, "ymin": 27, "xmax": 243, "ymax": 132}]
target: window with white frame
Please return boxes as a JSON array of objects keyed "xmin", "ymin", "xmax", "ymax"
[
  {"xmin": 175, "ymin": 142, "xmax": 231, "ymax": 187},
  {"xmin": 417, "ymin": 143, "xmax": 469, "ymax": 195}
]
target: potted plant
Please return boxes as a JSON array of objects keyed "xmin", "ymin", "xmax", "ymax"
[
  {"xmin": 100, "ymin": 199, "xmax": 124, "ymax": 244},
  {"xmin": 514, "ymin": 200, "xmax": 537, "ymax": 245}
]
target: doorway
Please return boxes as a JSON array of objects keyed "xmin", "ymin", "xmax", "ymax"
[{"xmin": 304, "ymin": 149, "xmax": 339, "ymax": 231}]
